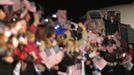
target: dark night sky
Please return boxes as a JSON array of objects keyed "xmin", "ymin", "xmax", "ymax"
[{"xmin": 32, "ymin": 0, "xmax": 133, "ymax": 20}]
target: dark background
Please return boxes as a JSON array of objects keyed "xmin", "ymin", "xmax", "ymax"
[{"xmin": 32, "ymin": 0, "xmax": 133, "ymax": 20}]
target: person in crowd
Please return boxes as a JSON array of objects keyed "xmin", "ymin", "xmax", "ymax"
[
  {"xmin": 44, "ymin": 26, "xmax": 57, "ymax": 48},
  {"xmin": 128, "ymin": 44, "xmax": 134, "ymax": 75},
  {"xmin": 0, "ymin": 5, "xmax": 7, "ymax": 33},
  {"xmin": 14, "ymin": 31, "xmax": 43, "ymax": 75},
  {"xmin": 100, "ymin": 37, "xmax": 128, "ymax": 75},
  {"xmin": 104, "ymin": 15, "xmax": 120, "ymax": 35},
  {"xmin": 27, "ymin": 11, "xmax": 42, "ymax": 33},
  {"xmin": 7, "ymin": 20, "xmax": 27, "ymax": 36},
  {"xmin": 71, "ymin": 22, "xmax": 88, "ymax": 48},
  {"xmin": 41, "ymin": 26, "xmax": 59, "ymax": 75},
  {"xmin": 0, "ymin": 5, "xmax": 6, "ymax": 22},
  {"xmin": 56, "ymin": 34, "xmax": 66, "ymax": 48},
  {"xmin": 36, "ymin": 24, "xmax": 48, "ymax": 51},
  {"xmin": 58, "ymin": 39, "xmax": 81, "ymax": 74},
  {"xmin": 24, "ymin": 12, "xmax": 34, "ymax": 26},
  {"xmin": 0, "ymin": 33, "xmax": 14, "ymax": 75},
  {"xmin": 84, "ymin": 32, "xmax": 102, "ymax": 75},
  {"xmin": 24, "ymin": 31, "xmax": 43, "ymax": 75},
  {"xmin": 64, "ymin": 29, "xmax": 73, "ymax": 43},
  {"xmin": 128, "ymin": 44, "xmax": 134, "ymax": 61}
]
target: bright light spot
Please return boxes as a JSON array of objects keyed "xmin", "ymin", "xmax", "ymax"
[
  {"xmin": 52, "ymin": 14, "xmax": 57, "ymax": 18},
  {"xmin": 44, "ymin": 19, "xmax": 48, "ymax": 22},
  {"xmin": 5, "ymin": 31, "xmax": 11, "ymax": 37}
]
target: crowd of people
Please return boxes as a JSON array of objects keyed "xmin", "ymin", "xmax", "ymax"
[{"xmin": 0, "ymin": 0, "xmax": 134, "ymax": 75}]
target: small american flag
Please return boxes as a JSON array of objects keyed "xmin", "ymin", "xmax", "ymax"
[
  {"xmin": 40, "ymin": 46, "xmax": 64, "ymax": 69},
  {"xmin": 92, "ymin": 56, "xmax": 107, "ymax": 71},
  {"xmin": 68, "ymin": 64, "xmax": 82, "ymax": 75},
  {"xmin": 40, "ymin": 48, "xmax": 56, "ymax": 69},
  {"xmin": 53, "ymin": 46, "xmax": 64, "ymax": 64}
]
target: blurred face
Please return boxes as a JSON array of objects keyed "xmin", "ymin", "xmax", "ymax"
[
  {"xmin": 128, "ymin": 44, "xmax": 133, "ymax": 49},
  {"xmin": 0, "ymin": 34, "xmax": 7, "ymax": 45},
  {"xmin": 67, "ymin": 40, "xmax": 75, "ymax": 48},
  {"xmin": 18, "ymin": 35, "xmax": 28, "ymax": 45},
  {"xmin": 97, "ymin": 37, "xmax": 103, "ymax": 44},
  {"xmin": 24, "ymin": 13, "xmax": 31, "ymax": 23},
  {"xmin": 19, "ymin": 20, "xmax": 27, "ymax": 33},
  {"xmin": 0, "ymin": 10, "xmax": 6, "ymax": 20},
  {"xmin": 29, "ymin": 35, "xmax": 35, "ymax": 42},
  {"xmin": 49, "ymin": 33, "xmax": 56, "ymax": 41},
  {"xmin": 109, "ymin": 16, "xmax": 114, "ymax": 20},
  {"xmin": 106, "ymin": 44, "xmax": 117, "ymax": 53},
  {"xmin": 26, "ymin": 32, "xmax": 35, "ymax": 42},
  {"xmin": 65, "ymin": 30, "xmax": 71, "ymax": 37},
  {"xmin": 61, "ymin": 35, "xmax": 65, "ymax": 40}
]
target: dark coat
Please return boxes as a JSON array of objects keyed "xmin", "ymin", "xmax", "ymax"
[
  {"xmin": 104, "ymin": 20, "xmax": 119, "ymax": 35},
  {"xmin": 0, "ymin": 48, "xmax": 13, "ymax": 75}
]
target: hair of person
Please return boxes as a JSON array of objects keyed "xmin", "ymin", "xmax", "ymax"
[
  {"xmin": 25, "ymin": 30, "xmax": 35, "ymax": 42},
  {"xmin": 46, "ymin": 26, "xmax": 55, "ymax": 38},
  {"xmin": 56, "ymin": 34, "xmax": 66, "ymax": 44},
  {"xmin": 66, "ymin": 39, "xmax": 77, "ymax": 52},
  {"xmin": 36, "ymin": 24, "xmax": 48, "ymax": 40},
  {"xmin": 0, "ymin": 5, "xmax": 5, "ymax": 11},
  {"xmin": 24, "ymin": 11, "xmax": 34, "ymax": 26},
  {"xmin": 0, "ymin": 33, "xmax": 6, "ymax": 47},
  {"xmin": 102, "ymin": 37, "xmax": 116, "ymax": 46}
]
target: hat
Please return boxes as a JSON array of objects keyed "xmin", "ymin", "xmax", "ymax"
[{"xmin": 54, "ymin": 24, "xmax": 65, "ymax": 35}]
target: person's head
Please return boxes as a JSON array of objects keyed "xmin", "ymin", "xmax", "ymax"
[
  {"xmin": 26, "ymin": 31, "xmax": 35, "ymax": 42},
  {"xmin": 0, "ymin": 6, "xmax": 6, "ymax": 20},
  {"xmin": 71, "ymin": 29, "xmax": 82, "ymax": 41},
  {"xmin": 46, "ymin": 26, "xmax": 56, "ymax": 40},
  {"xmin": 0, "ymin": 33, "xmax": 7, "ymax": 47},
  {"xmin": 102, "ymin": 37, "xmax": 117, "ymax": 53},
  {"xmin": 24, "ymin": 12, "xmax": 34, "ymax": 25},
  {"xmin": 128, "ymin": 44, "xmax": 133, "ymax": 49},
  {"xmin": 0, "ymin": 33, "xmax": 16, "ymax": 50},
  {"xmin": 36, "ymin": 24, "xmax": 48, "ymax": 40},
  {"xmin": 66, "ymin": 39, "xmax": 76, "ymax": 52},
  {"xmin": 109, "ymin": 15, "xmax": 114, "ymax": 20},
  {"xmin": 9, "ymin": 20, "xmax": 27, "ymax": 35},
  {"xmin": 65, "ymin": 30, "xmax": 72, "ymax": 37},
  {"xmin": 56, "ymin": 34, "xmax": 66, "ymax": 44},
  {"xmin": 106, "ymin": 43, "xmax": 117, "ymax": 53},
  {"xmin": 17, "ymin": 20, "xmax": 27, "ymax": 34}
]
